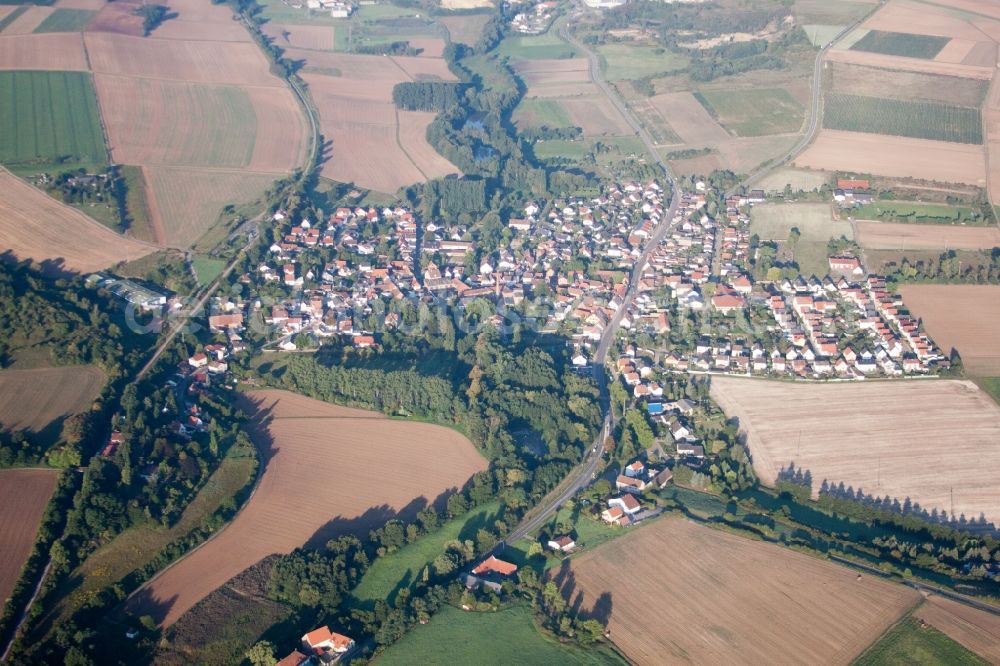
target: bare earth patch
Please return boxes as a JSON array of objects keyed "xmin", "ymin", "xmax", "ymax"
[
  {"xmin": 856, "ymin": 221, "xmax": 1000, "ymax": 251},
  {"xmin": 0, "ymin": 469, "xmax": 59, "ymax": 607},
  {"xmin": 711, "ymin": 377, "xmax": 1000, "ymax": 525},
  {"xmin": 898, "ymin": 285, "xmax": 1000, "ymax": 375},
  {"xmin": 0, "ymin": 167, "xmax": 154, "ymax": 274},
  {"xmin": 795, "ymin": 130, "xmax": 986, "ymax": 186},
  {"xmin": 128, "ymin": 389, "xmax": 486, "ymax": 627},
  {"xmin": 552, "ymin": 517, "xmax": 919, "ymax": 665}
]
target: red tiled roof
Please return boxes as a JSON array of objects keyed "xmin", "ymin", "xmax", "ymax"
[{"xmin": 471, "ymin": 555, "xmax": 518, "ymax": 577}]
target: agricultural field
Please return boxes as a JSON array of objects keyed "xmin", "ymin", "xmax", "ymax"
[
  {"xmin": 710, "ymin": 377, "xmax": 1000, "ymax": 525},
  {"xmin": 695, "ymin": 88, "xmax": 804, "ymax": 137},
  {"xmin": 823, "ymin": 94, "xmax": 982, "ymax": 144},
  {"xmin": 142, "ymin": 168, "xmax": 279, "ymax": 249},
  {"xmin": 0, "ymin": 469, "xmax": 59, "ymax": 608},
  {"xmin": 296, "ymin": 49, "xmax": 460, "ymax": 192},
  {"xmin": 0, "ymin": 167, "xmax": 154, "ymax": 274},
  {"xmin": 513, "ymin": 97, "xmax": 574, "ymax": 129},
  {"xmin": 596, "ymin": 43, "xmax": 688, "ymax": 81},
  {"xmin": 0, "ymin": 70, "xmax": 106, "ymax": 169},
  {"xmin": 795, "ymin": 130, "xmax": 986, "ymax": 186},
  {"xmin": 127, "ymin": 389, "xmax": 487, "ymax": 627},
  {"xmin": 33, "ymin": 8, "xmax": 95, "ymax": 33},
  {"xmin": 0, "ymin": 33, "xmax": 89, "ymax": 71},
  {"xmin": 552, "ymin": 517, "xmax": 919, "ymax": 665},
  {"xmin": 0, "ymin": 366, "xmax": 104, "ymax": 446},
  {"xmin": 850, "ymin": 30, "xmax": 950, "ymax": 58},
  {"xmin": 260, "ymin": 23, "xmax": 336, "ymax": 51},
  {"xmin": 854, "ymin": 616, "xmax": 986, "ymax": 665},
  {"xmin": 914, "ymin": 595, "xmax": 1000, "ymax": 663},
  {"xmin": 498, "ymin": 32, "xmax": 577, "ymax": 61},
  {"xmin": 898, "ymin": 285, "xmax": 1000, "ymax": 376},
  {"xmin": 855, "ymin": 222, "xmax": 1000, "ymax": 251},
  {"xmin": 438, "ymin": 13, "xmax": 489, "ymax": 47},
  {"xmin": 829, "ymin": 62, "xmax": 988, "ymax": 107},
  {"xmin": 378, "ymin": 604, "xmax": 627, "ymax": 666}
]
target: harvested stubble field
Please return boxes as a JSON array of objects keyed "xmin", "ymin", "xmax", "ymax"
[
  {"xmin": 296, "ymin": 50, "xmax": 460, "ymax": 192},
  {"xmin": 823, "ymin": 94, "xmax": 982, "ymax": 144},
  {"xmin": 648, "ymin": 92, "xmax": 729, "ymax": 145},
  {"xmin": 855, "ymin": 221, "xmax": 1000, "ymax": 250},
  {"xmin": 1, "ymin": 6, "xmax": 53, "ymax": 34},
  {"xmin": 710, "ymin": 377, "xmax": 1000, "ymax": 525},
  {"xmin": 754, "ymin": 167, "xmax": 831, "ymax": 193},
  {"xmin": 143, "ymin": 167, "xmax": 279, "ymax": 248},
  {"xmin": 825, "ymin": 48, "xmax": 993, "ymax": 80},
  {"xmin": 552, "ymin": 517, "xmax": 919, "ymax": 665},
  {"xmin": 84, "ymin": 32, "xmax": 279, "ymax": 86},
  {"xmin": 898, "ymin": 285, "xmax": 1000, "ymax": 376},
  {"xmin": 795, "ymin": 130, "xmax": 986, "ymax": 185},
  {"xmin": 513, "ymin": 58, "xmax": 590, "ymax": 87},
  {"xmin": 863, "ymin": 0, "xmax": 992, "ymax": 42},
  {"xmin": 561, "ymin": 96, "xmax": 632, "ymax": 136},
  {"xmin": 0, "ymin": 469, "xmax": 59, "ymax": 607},
  {"xmin": 438, "ymin": 13, "xmax": 488, "ymax": 47},
  {"xmin": 128, "ymin": 389, "xmax": 486, "ymax": 627},
  {"xmin": 0, "ymin": 32, "xmax": 89, "ymax": 70},
  {"xmin": 829, "ymin": 62, "xmax": 988, "ymax": 107},
  {"xmin": 397, "ymin": 109, "xmax": 462, "ymax": 180},
  {"xmin": 260, "ymin": 22, "xmax": 334, "ymax": 50},
  {"xmin": 0, "ymin": 167, "xmax": 153, "ymax": 273},
  {"xmin": 915, "ymin": 595, "xmax": 1000, "ymax": 662},
  {"xmin": 0, "ymin": 366, "xmax": 104, "ymax": 443}
]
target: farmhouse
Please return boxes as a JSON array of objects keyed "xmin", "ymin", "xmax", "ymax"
[
  {"xmin": 616, "ymin": 474, "xmax": 649, "ymax": 494},
  {"xmin": 471, "ymin": 555, "xmax": 518, "ymax": 577},
  {"xmin": 276, "ymin": 650, "xmax": 309, "ymax": 666},
  {"xmin": 301, "ymin": 626, "xmax": 355, "ymax": 663},
  {"xmin": 829, "ymin": 255, "xmax": 864, "ymax": 275},
  {"xmin": 547, "ymin": 535, "xmax": 576, "ymax": 552}
]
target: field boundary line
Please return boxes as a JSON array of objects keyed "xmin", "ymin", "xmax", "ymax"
[{"xmin": 394, "ymin": 107, "xmax": 429, "ymax": 181}]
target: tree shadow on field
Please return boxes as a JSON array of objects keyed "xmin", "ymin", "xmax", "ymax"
[{"xmin": 547, "ymin": 559, "xmax": 614, "ymax": 628}]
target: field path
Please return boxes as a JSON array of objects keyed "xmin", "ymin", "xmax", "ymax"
[{"xmin": 126, "ymin": 389, "xmax": 487, "ymax": 627}]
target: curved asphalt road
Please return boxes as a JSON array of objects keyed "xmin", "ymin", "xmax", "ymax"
[{"xmin": 506, "ymin": 7, "xmax": 682, "ymax": 544}]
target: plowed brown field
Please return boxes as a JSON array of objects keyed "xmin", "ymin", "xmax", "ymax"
[
  {"xmin": 0, "ymin": 366, "xmax": 105, "ymax": 440},
  {"xmin": 260, "ymin": 23, "xmax": 334, "ymax": 50},
  {"xmin": 0, "ymin": 168, "xmax": 154, "ymax": 273},
  {"xmin": 710, "ymin": 377, "xmax": 1000, "ymax": 525},
  {"xmin": 915, "ymin": 596, "xmax": 1000, "ymax": 662},
  {"xmin": 795, "ymin": 130, "xmax": 987, "ymax": 185},
  {"xmin": 552, "ymin": 517, "xmax": 919, "ymax": 665},
  {"xmin": 825, "ymin": 49, "xmax": 993, "ymax": 80},
  {"xmin": 855, "ymin": 221, "xmax": 1000, "ymax": 250},
  {"xmin": 128, "ymin": 389, "xmax": 486, "ymax": 627},
  {"xmin": 898, "ymin": 285, "xmax": 1000, "ymax": 375},
  {"xmin": 0, "ymin": 469, "xmax": 59, "ymax": 608}
]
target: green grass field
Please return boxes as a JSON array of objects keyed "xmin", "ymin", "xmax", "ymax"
[
  {"xmin": 351, "ymin": 502, "xmax": 501, "ymax": 606},
  {"xmin": 499, "ymin": 32, "xmax": 577, "ymax": 60},
  {"xmin": 851, "ymin": 201, "xmax": 988, "ymax": 226},
  {"xmin": 696, "ymin": 88, "xmax": 804, "ymax": 137},
  {"xmin": 120, "ymin": 165, "xmax": 155, "ymax": 242},
  {"xmin": 0, "ymin": 70, "xmax": 106, "ymax": 169},
  {"xmin": 975, "ymin": 378, "xmax": 1000, "ymax": 404},
  {"xmin": 378, "ymin": 604, "xmax": 628, "ymax": 666},
  {"xmin": 514, "ymin": 97, "xmax": 574, "ymax": 128},
  {"xmin": 597, "ymin": 43, "xmax": 689, "ymax": 81},
  {"xmin": 33, "ymin": 8, "xmax": 95, "ymax": 32},
  {"xmin": 850, "ymin": 30, "xmax": 950, "ymax": 59},
  {"xmin": 192, "ymin": 255, "xmax": 226, "ymax": 285},
  {"xmin": 533, "ymin": 139, "xmax": 590, "ymax": 159},
  {"xmin": 824, "ymin": 94, "xmax": 982, "ymax": 144},
  {"xmin": 853, "ymin": 616, "xmax": 986, "ymax": 665}
]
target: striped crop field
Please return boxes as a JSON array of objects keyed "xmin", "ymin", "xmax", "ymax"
[{"xmin": 823, "ymin": 93, "xmax": 982, "ymax": 144}]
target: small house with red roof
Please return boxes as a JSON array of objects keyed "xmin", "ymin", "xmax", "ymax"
[{"xmin": 301, "ymin": 626, "xmax": 354, "ymax": 663}]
